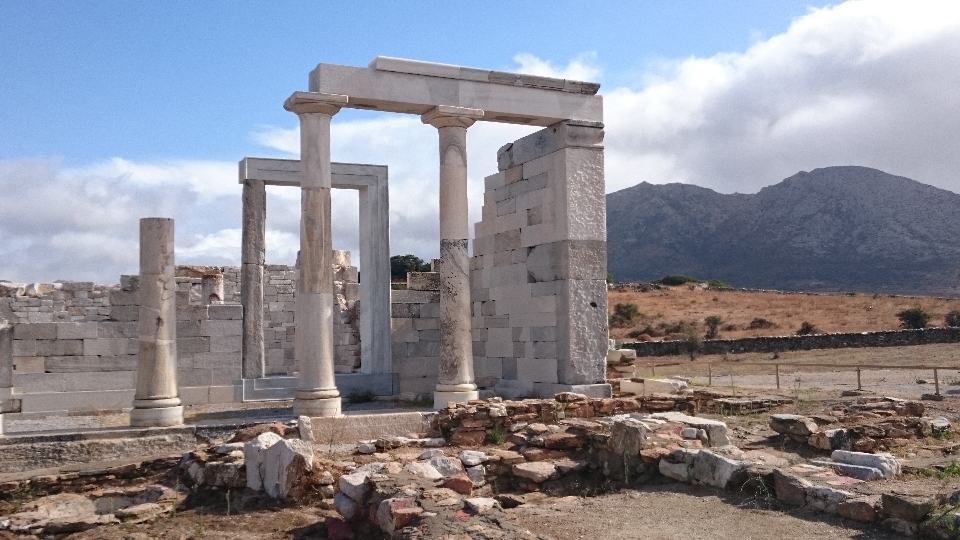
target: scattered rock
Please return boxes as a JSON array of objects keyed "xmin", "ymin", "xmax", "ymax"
[
  {"xmin": 334, "ymin": 493, "xmax": 361, "ymax": 521},
  {"xmin": 338, "ymin": 471, "xmax": 373, "ymax": 504},
  {"xmin": 805, "ymin": 485, "xmax": 852, "ymax": 514},
  {"xmin": 773, "ymin": 469, "xmax": 811, "ymax": 506},
  {"xmin": 429, "ymin": 456, "xmax": 466, "ymax": 478},
  {"xmin": 512, "ymin": 462, "xmax": 557, "ymax": 483},
  {"xmin": 406, "ymin": 462, "xmax": 443, "ymax": 481},
  {"xmin": 769, "ymin": 414, "xmax": 820, "ymax": 439},
  {"xmin": 831, "ymin": 450, "xmax": 900, "ymax": 479},
  {"xmin": 881, "ymin": 493, "xmax": 933, "ymax": 522},
  {"xmin": 808, "ymin": 429, "xmax": 851, "ymax": 451},
  {"xmin": 244, "ymin": 431, "xmax": 284, "ymax": 491},
  {"xmin": 464, "ymin": 498, "xmax": 499, "ymax": 515},
  {"xmin": 325, "ymin": 516, "xmax": 355, "ymax": 540},
  {"xmin": 297, "ymin": 415, "xmax": 314, "ymax": 442},
  {"xmin": 442, "ymin": 475, "xmax": 474, "ymax": 495},
  {"xmin": 837, "ymin": 496, "xmax": 880, "ymax": 523},
  {"xmin": 262, "ymin": 438, "xmax": 314, "ymax": 498},
  {"xmin": 228, "ymin": 422, "xmax": 296, "ymax": 443},
  {"xmin": 459, "ymin": 450, "xmax": 487, "ymax": 467}
]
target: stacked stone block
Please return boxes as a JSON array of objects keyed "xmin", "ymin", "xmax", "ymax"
[
  {"xmin": 470, "ymin": 120, "xmax": 609, "ymax": 398},
  {"xmin": 263, "ymin": 265, "xmax": 298, "ymax": 375},
  {"xmin": 0, "ymin": 282, "xmax": 116, "ymax": 324},
  {"xmin": 392, "ymin": 272, "xmax": 441, "ymax": 396},
  {"xmin": 332, "ymin": 253, "xmax": 362, "ymax": 374}
]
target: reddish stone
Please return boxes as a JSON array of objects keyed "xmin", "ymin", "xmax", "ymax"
[
  {"xmin": 618, "ymin": 399, "xmax": 642, "ymax": 412},
  {"xmin": 520, "ymin": 448, "xmax": 568, "ymax": 461},
  {"xmin": 392, "ymin": 507, "xmax": 423, "ymax": 529},
  {"xmin": 851, "ymin": 437, "xmax": 878, "ymax": 453},
  {"xmin": 461, "ymin": 418, "xmax": 491, "ymax": 429},
  {"xmin": 451, "ymin": 429, "xmax": 486, "ymax": 446},
  {"xmin": 542, "ymin": 432, "xmax": 586, "ymax": 449},
  {"xmin": 442, "ymin": 475, "xmax": 474, "ymax": 495},
  {"xmin": 598, "ymin": 399, "xmax": 617, "ymax": 415},
  {"xmin": 639, "ymin": 447, "xmax": 673, "ymax": 464},
  {"xmin": 325, "ymin": 517, "xmax": 355, "ymax": 540},
  {"xmin": 453, "ymin": 509, "xmax": 473, "ymax": 521}
]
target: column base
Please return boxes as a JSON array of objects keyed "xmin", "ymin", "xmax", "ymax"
[
  {"xmin": 129, "ymin": 405, "xmax": 184, "ymax": 427},
  {"xmin": 293, "ymin": 396, "xmax": 342, "ymax": 417},
  {"xmin": 433, "ymin": 390, "xmax": 479, "ymax": 409}
]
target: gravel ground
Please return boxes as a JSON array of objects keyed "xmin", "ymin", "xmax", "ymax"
[{"xmin": 504, "ymin": 484, "xmax": 903, "ymax": 540}]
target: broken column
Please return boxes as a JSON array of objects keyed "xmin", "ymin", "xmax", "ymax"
[
  {"xmin": 130, "ymin": 217, "xmax": 183, "ymax": 427},
  {"xmin": 241, "ymin": 178, "xmax": 267, "ymax": 379},
  {"xmin": 284, "ymin": 91, "xmax": 348, "ymax": 417},
  {"xmin": 201, "ymin": 270, "xmax": 224, "ymax": 305},
  {"xmin": 422, "ymin": 105, "xmax": 484, "ymax": 408}
]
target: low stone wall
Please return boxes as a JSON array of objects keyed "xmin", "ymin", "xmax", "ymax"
[{"xmin": 624, "ymin": 327, "xmax": 960, "ymax": 357}]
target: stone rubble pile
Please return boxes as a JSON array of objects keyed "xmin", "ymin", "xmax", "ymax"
[
  {"xmin": 769, "ymin": 397, "xmax": 940, "ymax": 454},
  {"xmin": 0, "ymin": 485, "xmax": 179, "ymax": 535}
]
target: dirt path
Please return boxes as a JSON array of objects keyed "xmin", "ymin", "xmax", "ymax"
[{"xmin": 504, "ymin": 484, "xmax": 902, "ymax": 540}]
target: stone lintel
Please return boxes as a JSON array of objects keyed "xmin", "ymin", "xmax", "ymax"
[
  {"xmin": 309, "ymin": 63, "xmax": 603, "ymax": 126},
  {"xmin": 368, "ymin": 56, "xmax": 601, "ymax": 95},
  {"xmin": 238, "ymin": 157, "xmax": 386, "ymax": 187}
]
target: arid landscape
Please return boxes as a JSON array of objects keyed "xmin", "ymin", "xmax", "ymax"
[{"xmin": 608, "ymin": 286, "xmax": 960, "ymax": 342}]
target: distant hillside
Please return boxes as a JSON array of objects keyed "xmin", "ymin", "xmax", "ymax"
[{"xmin": 606, "ymin": 166, "xmax": 960, "ymax": 295}]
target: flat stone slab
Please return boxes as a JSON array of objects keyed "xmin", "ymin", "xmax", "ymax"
[{"xmin": 309, "ymin": 410, "xmax": 435, "ymax": 445}]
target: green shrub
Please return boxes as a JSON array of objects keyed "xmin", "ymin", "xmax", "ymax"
[
  {"xmin": 896, "ymin": 307, "xmax": 932, "ymax": 329},
  {"xmin": 749, "ymin": 318, "xmax": 777, "ymax": 330},
  {"xmin": 945, "ymin": 310, "xmax": 960, "ymax": 328},
  {"xmin": 704, "ymin": 315, "xmax": 723, "ymax": 339},
  {"xmin": 610, "ymin": 302, "xmax": 642, "ymax": 328},
  {"xmin": 606, "ymin": 272, "xmax": 615, "ymax": 284},
  {"xmin": 706, "ymin": 279, "xmax": 732, "ymax": 289},
  {"xmin": 796, "ymin": 321, "xmax": 819, "ymax": 335},
  {"xmin": 657, "ymin": 275, "xmax": 702, "ymax": 286}
]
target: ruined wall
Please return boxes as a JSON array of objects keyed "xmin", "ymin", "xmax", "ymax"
[
  {"xmin": 470, "ymin": 120, "xmax": 609, "ymax": 399},
  {"xmin": 391, "ymin": 272, "xmax": 441, "ymax": 396},
  {"xmin": 2, "ymin": 255, "xmax": 363, "ymax": 414}
]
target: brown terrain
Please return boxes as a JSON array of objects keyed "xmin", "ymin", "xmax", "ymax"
[{"xmin": 608, "ymin": 286, "xmax": 960, "ymax": 342}]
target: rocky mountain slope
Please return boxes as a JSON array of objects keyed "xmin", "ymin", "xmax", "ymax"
[{"xmin": 606, "ymin": 166, "xmax": 960, "ymax": 295}]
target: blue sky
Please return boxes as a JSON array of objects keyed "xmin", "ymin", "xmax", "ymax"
[
  {"xmin": 1, "ymin": 1, "xmax": 815, "ymax": 164},
  {"xmin": 2, "ymin": 1, "xmax": 959, "ymax": 283}
]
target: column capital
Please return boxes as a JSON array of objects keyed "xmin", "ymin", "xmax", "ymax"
[
  {"xmin": 421, "ymin": 105, "xmax": 484, "ymax": 129},
  {"xmin": 284, "ymin": 91, "xmax": 349, "ymax": 116}
]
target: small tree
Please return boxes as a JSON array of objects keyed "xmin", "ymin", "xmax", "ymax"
[
  {"xmin": 796, "ymin": 321, "xmax": 819, "ymax": 335},
  {"xmin": 680, "ymin": 325, "xmax": 703, "ymax": 361},
  {"xmin": 896, "ymin": 307, "xmax": 932, "ymax": 329},
  {"xmin": 390, "ymin": 254, "xmax": 431, "ymax": 281},
  {"xmin": 704, "ymin": 315, "xmax": 723, "ymax": 339},
  {"xmin": 946, "ymin": 310, "xmax": 960, "ymax": 328}
]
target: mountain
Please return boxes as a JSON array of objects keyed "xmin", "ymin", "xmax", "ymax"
[{"xmin": 606, "ymin": 166, "xmax": 960, "ymax": 295}]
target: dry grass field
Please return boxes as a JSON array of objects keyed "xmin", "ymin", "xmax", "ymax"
[{"xmin": 608, "ymin": 286, "xmax": 960, "ymax": 342}]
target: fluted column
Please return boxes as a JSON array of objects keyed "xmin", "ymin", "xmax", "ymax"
[
  {"xmin": 130, "ymin": 218, "xmax": 183, "ymax": 427},
  {"xmin": 421, "ymin": 105, "xmax": 484, "ymax": 409},
  {"xmin": 284, "ymin": 91, "xmax": 348, "ymax": 417}
]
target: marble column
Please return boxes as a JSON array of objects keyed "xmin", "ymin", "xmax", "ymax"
[
  {"xmin": 284, "ymin": 91, "xmax": 348, "ymax": 417},
  {"xmin": 421, "ymin": 105, "xmax": 484, "ymax": 409},
  {"xmin": 241, "ymin": 178, "xmax": 266, "ymax": 379},
  {"xmin": 130, "ymin": 218, "xmax": 183, "ymax": 427}
]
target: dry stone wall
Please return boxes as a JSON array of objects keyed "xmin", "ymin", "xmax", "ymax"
[{"xmin": 625, "ymin": 327, "xmax": 960, "ymax": 357}]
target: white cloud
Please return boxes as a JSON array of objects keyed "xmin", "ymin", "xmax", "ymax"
[
  {"xmin": 511, "ymin": 52, "xmax": 601, "ymax": 81},
  {"xmin": 7, "ymin": 1, "xmax": 960, "ymax": 283},
  {"xmin": 603, "ymin": 0, "xmax": 960, "ymax": 194}
]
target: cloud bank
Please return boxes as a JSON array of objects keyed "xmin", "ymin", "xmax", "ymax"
[{"xmin": 3, "ymin": 0, "xmax": 959, "ymax": 283}]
